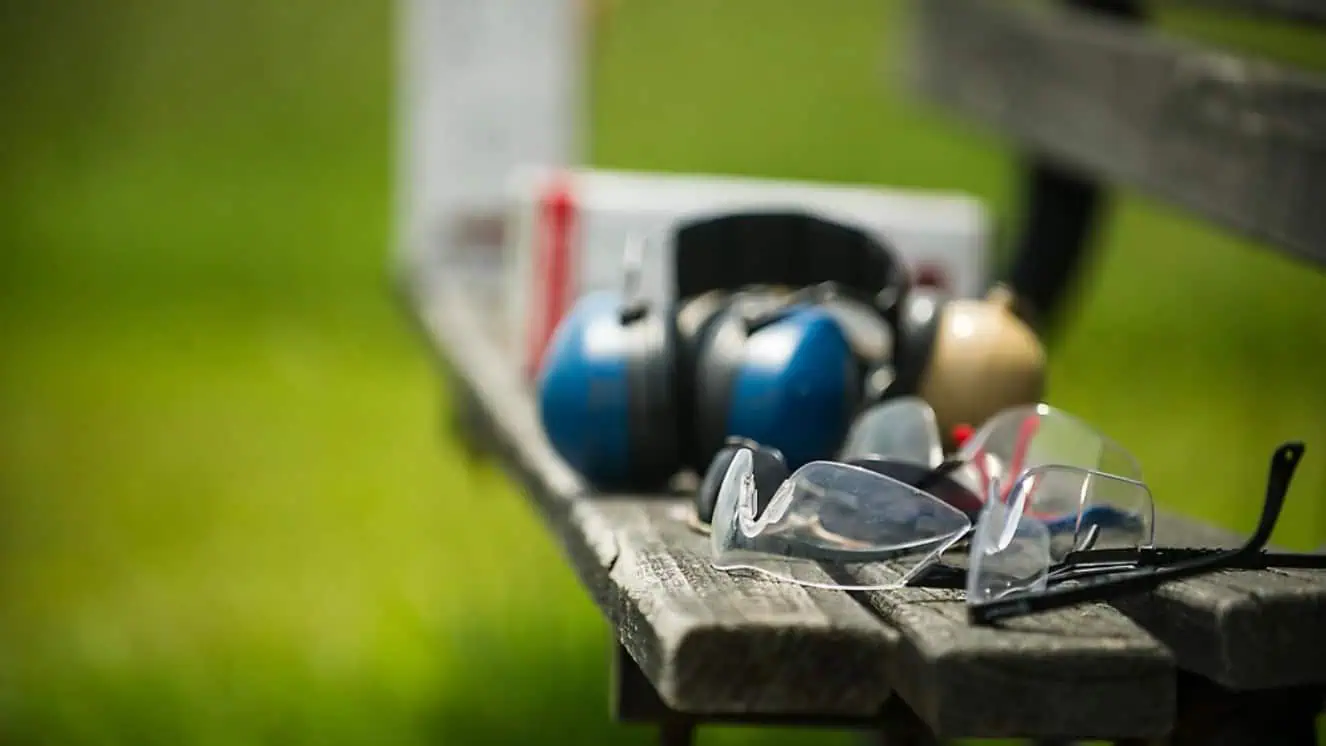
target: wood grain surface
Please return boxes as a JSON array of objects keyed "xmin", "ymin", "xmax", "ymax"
[
  {"xmin": 846, "ymin": 562, "xmax": 1174, "ymax": 738},
  {"xmin": 1171, "ymin": 0, "xmax": 1326, "ymax": 23},
  {"xmin": 1109, "ymin": 513, "xmax": 1326, "ymax": 690},
  {"xmin": 912, "ymin": 0, "xmax": 1326, "ymax": 268}
]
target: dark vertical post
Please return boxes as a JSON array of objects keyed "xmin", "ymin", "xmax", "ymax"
[
  {"xmin": 1005, "ymin": 0, "xmax": 1146, "ymax": 335},
  {"xmin": 867, "ymin": 697, "xmax": 941, "ymax": 746},
  {"xmin": 1006, "ymin": 158, "xmax": 1107, "ymax": 333},
  {"xmin": 610, "ymin": 642, "xmax": 697, "ymax": 746},
  {"xmin": 658, "ymin": 720, "xmax": 696, "ymax": 746}
]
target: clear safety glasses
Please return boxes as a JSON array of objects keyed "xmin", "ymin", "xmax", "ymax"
[
  {"xmin": 709, "ymin": 398, "xmax": 1323, "ymax": 622},
  {"xmin": 708, "ymin": 400, "xmax": 1157, "ymax": 593},
  {"xmin": 963, "ymin": 441, "xmax": 1322, "ymax": 624}
]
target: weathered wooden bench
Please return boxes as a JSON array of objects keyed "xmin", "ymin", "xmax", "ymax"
[{"xmin": 401, "ymin": 1, "xmax": 1326, "ymax": 743}]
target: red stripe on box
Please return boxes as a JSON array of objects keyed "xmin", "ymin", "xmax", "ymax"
[
  {"xmin": 524, "ymin": 175, "xmax": 577, "ymax": 380},
  {"xmin": 912, "ymin": 261, "xmax": 950, "ymax": 292}
]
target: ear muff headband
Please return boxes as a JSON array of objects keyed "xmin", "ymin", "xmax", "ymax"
[
  {"xmin": 536, "ymin": 291, "xmax": 635, "ymax": 488},
  {"xmin": 672, "ymin": 211, "xmax": 910, "ymax": 324}
]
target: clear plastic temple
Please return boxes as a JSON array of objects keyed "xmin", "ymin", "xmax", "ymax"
[{"xmin": 838, "ymin": 396, "xmax": 944, "ymax": 467}]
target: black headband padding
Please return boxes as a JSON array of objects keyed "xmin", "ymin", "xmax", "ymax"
[
  {"xmin": 672, "ymin": 212, "xmax": 909, "ymax": 322},
  {"xmin": 889, "ymin": 288, "xmax": 945, "ymax": 398}
]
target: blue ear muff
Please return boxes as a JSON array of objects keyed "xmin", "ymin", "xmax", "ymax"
[
  {"xmin": 536, "ymin": 291, "xmax": 635, "ymax": 489},
  {"xmin": 536, "ymin": 290, "xmax": 681, "ymax": 491},
  {"xmin": 540, "ymin": 289, "xmax": 868, "ymax": 490},
  {"xmin": 725, "ymin": 306, "xmax": 860, "ymax": 470},
  {"xmin": 691, "ymin": 301, "xmax": 860, "ymax": 472}
]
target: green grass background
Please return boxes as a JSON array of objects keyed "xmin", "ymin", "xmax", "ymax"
[{"xmin": 0, "ymin": 1, "xmax": 1322, "ymax": 744}]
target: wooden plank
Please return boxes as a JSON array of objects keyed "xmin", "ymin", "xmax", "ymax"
[
  {"xmin": 1109, "ymin": 512, "xmax": 1326, "ymax": 690},
  {"xmin": 843, "ymin": 563, "xmax": 1175, "ymax": 739},
  {"xmin": 410, "ymin": 264, "xmax": 898, "ymax": 718},
  {"xmin": 1169, "ymin": 0, "xmax": 1326, "ymax": 24},
  {"xmin": 601, "ymin": 498, "xmax": 898, "ymax": 716},
  {"xmin": 912, "ymin": 0, "xmax": 1326, "ymax": 268},
  {"xmin": 405, "ymin": 255, "xmax": 1177, "ymax": 739}
]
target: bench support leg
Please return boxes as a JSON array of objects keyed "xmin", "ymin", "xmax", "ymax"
[
  {"xmin": 658, "ymin": 719, "xmax": 696, "ymax": 746},
  {"xmin": 610, "ymin": 641, "xmax": 695, "ymax": 746},
  {"xmin": 1170, "ymin": 673, "xmax": 1321, "ymax": 746},
  {"xmin": 867, "ymin": 699, "xmax": 940, "ymax": 746}
]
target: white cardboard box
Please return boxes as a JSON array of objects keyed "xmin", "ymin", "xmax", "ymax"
[{"xmin": 510, "ymin": 167, "xmax": 994, "ymax": 378}]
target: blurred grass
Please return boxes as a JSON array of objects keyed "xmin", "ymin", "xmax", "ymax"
[{"xmin": 0, "ymin": 1, "xmax": 1322, "ymax": 745}]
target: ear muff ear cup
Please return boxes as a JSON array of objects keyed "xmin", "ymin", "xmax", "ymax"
[
  {"xmin": 819, "ymin": 295, "xmax": 894, "ymax": 366},
  {"xmin": 538, "ymin": 290, "xmax": 683, "ymax": 492},
  {"xmin": 693, "ymin": 437, "xmax": 790, "ymax": 528},
  {"xmin": 816, "ymin": 293, "xmax": 896, "ymax": 407},
  {"xmin": 696, "ymin": 301, "xmax": 862, "ymax": 471},
  {"xmin": 537, "ymin": 291, "xmax": 639, "ymax": 489}
]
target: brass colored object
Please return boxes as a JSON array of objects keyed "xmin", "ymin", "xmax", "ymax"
[{"xmin": 919, "ymin": 284, "xmax": 1047, "ymax": 445}]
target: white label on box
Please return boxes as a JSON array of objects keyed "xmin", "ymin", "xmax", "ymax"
[
  {"xmin": 394, "ymin": 0, "xmax": 585, "ymax": 276},
  {"xmin": 513, "ymin": 167, "xmax": 993, "ymax": 378}
]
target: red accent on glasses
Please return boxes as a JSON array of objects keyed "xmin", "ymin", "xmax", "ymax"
[
  {"xmin": 952, "ymin": 424, "xmax": 975, "ymax": 449},
  {"xmin": 970, "ymin": 412, "xmax": 1042, "ymax": 505}
]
